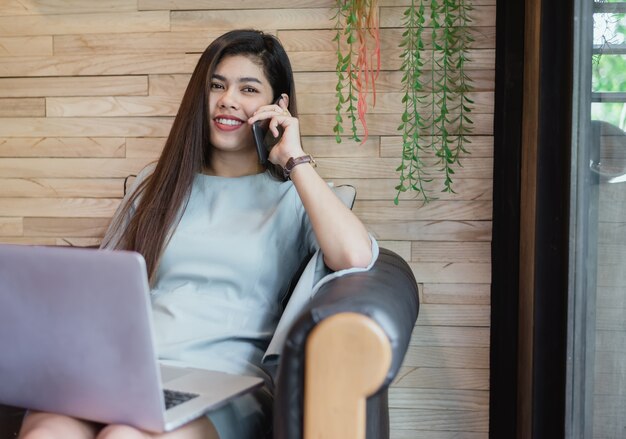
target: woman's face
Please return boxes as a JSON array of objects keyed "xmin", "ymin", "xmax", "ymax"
[{"xmin": 208, "ymin": 54, "xmax": 274, "ymax": 156}]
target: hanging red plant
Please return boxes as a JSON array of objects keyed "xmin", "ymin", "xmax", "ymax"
[{"xmin": 333, "ymin": 0, "xmax": 380, "ymax": 144}]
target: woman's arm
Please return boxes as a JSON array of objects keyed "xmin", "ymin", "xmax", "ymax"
[
  {"xmin": 288, "ymin": 162, "xmax": 373, "ymax": 271},
  {"xmin": 248, "ymin": 96, "xmax": 373, "ymax": 271}
]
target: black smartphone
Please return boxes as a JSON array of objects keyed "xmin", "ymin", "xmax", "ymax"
[{"xmin": 252, "ymin": 99, "xmax": 284, "ymax": 165}]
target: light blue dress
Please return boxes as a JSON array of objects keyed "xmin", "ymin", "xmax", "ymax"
[{"xmin": 149, "ymin": 171, "xmax": 318, "ymax": 438}]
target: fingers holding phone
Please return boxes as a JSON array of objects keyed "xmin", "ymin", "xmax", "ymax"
[{"xmin": 248, "ymin": 94, "xmax": 304, "ymax": 167}]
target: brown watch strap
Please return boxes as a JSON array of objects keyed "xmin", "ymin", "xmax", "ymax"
[{"xmin": 283, "ymin": 155, "xmax": 316, "ymax": 179}]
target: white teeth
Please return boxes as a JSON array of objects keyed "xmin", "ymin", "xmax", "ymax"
[{"xmin": 216, "ymin": 118, "xmax": 242, "ymax": 126}]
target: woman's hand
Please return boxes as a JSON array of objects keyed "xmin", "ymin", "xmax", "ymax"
[
  {"xmin": 247, "ymin": 94, "xmax": 305, "ymax": 168},
  {"xmin": 249, "ymin": 95, "xmax": 373, "ymax": 270}
]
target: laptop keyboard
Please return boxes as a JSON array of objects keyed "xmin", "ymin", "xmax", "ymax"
[{"xmin": 163, "ymin": 389, "xmax": 200, "ymax": 410}]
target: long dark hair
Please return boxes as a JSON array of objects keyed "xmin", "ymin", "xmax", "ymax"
[{"xmin": 101, "ymin": 30, "xmax": 298, "ymax": 283}]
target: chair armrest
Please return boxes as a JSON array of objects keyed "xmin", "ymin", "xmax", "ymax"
[{"xmin": 273, "ymin": 248, "xmax": 419, "ymax": 439}]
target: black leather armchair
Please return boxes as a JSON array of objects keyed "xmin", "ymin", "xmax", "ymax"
[
  {"xmin": 0, "ymin": 247, "xmax": 418, "ymax": 439},
  {"xmin": 273, "ymin": 247, "xmax": 419, "ymax": 439}
]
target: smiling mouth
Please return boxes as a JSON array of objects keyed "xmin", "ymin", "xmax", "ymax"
[{"xmin": 215, "ymin": 118, "xmax": 244, "ymax": 126}]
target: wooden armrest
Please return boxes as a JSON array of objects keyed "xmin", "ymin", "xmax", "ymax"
[{"xmin": 304, "ymin": 312, "xmax": 392, "ymax": 439}]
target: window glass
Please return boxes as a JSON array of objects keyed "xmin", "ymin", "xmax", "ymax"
[{"xmin": 569, "ymin": 2, "xmax": 626, "ymax": 438}]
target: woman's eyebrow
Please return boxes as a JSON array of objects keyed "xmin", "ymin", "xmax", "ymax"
[{"xmin": 211, "ymin": 73, "xmax": 262, "ymax": 84}]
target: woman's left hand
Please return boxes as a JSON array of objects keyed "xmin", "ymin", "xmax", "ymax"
[{"xmin": 247, "ymin": 94, "xmax": 305, "ymax": 168}]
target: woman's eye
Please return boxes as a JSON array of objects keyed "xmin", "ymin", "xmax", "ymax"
[
  {"xmin": 242, "ymin": 86, "xmax": 258, "ymax": 93},
  {"xmin": 210, "ymin": 83, "xmax": 224, "ymax": 90}
]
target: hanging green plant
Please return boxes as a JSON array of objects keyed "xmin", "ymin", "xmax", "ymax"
[
  {"xmin": 396, "ymin": 0, "xmax": 430, "ymax": 202},
  {"xmin": 332, "ymin": 0, "xmax": 381, "ymax": 144},
  {"xmin": 330, "ymin": 0, "xmax": 473, "ymax": 203},
  {"xmin": 395, "ymin": 0, "xmax": 474, "ymax": 203}
]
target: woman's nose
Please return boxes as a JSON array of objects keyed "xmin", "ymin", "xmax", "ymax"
[{"xmin": 217, "ymin": 90, "xmax": 238, "ymax": 110}]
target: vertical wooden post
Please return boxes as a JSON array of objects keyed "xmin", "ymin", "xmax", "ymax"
[
  {"xmin": 519, "ymin": 0, "xmax": 542, "ymax": 437},
  {"xmin": 303, "ymin": 313, "xmax": 392, "ymax": 439}
]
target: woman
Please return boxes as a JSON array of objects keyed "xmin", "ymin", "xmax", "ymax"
[{"xmin": 19, "ymin": 29, "xmax": 374, "ymax": 439}]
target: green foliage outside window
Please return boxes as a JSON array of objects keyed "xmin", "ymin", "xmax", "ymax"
[{"xmin": 593, "ymin": 7, "xmax": 626, "ymax": 129}]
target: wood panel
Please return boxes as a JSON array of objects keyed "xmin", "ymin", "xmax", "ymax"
[
  {"xmin": 46, "ymin": 96, "xmax": 183, "ymax": 117},
  {"xmin": 366, "ymin": 220, "xmax": 492, "ymax": 241},
  {"xmin": 170, "ymin": 9, "xmax": 333, "ymax": 31},
  {"xmin": 378, "ymin": 240, "xmax": 411, "ymax": 260},
  {"xmin": 330, "ymin": 178, "xmax": 493, "ymax": 202},
  {"xmin": 0, "ymin": 217, "xmax": 22, "ymax": 236},
  {"xmin": 354, "ymin": 200, "xmax": 493, "ymax": 221},
  {"xmin": 139, "ymin": 0, "xmax": 335, "ymax": 10},
  {"xmin": 391, "ymin": 431, "xmax": 487, "ymax": 439},
  {"xmin": 0, "ymin": 138, "xmax": 125, "ymax": 158},
  {"xmin": 53, "ymin": 31, "xmax": 226, "ymax": 55},
  {"xmin": 389, "ymin": 388, "xmax": 489, "ymax": 411},
  {"xmin": 0, "ymin": 0, "xmax": 138, "ymax": 15},
  {"xmin": 412, "ymin": 241, "xmax": 491, "ymax": 263},
  {"xmin": 0, "ymin": 158, "xmax": 152, "ymax": 178},
  {"xmin": 0, "ymin": 98, "xmax": 45, "ymax": 117},
  {"xmin": 0, "ymin": 54, "xmax": 197, "ymax": 77},
  {"xmin": 389, "ymin": 409, "xmax": 489, "ymax": 431},
  {"xmin": 0, "ymin": 178, "xmax": 122, "ymax": 198},
  {"xmin": 0, "ymin": 36, "xmax": 52, "ymax": 56},
  {"xmin": 22, "ymin": 217, "xmax": 111, "ymax": 237},
  {"xmin": 416, "ymin": 304, "xmax": 491, "ymax": 326},
  {"xmin": 0, "ymin": 2, "xmax": 496, "ymax": 438},
  {"xmin": 0, "ymin": 76, "xmax": 148, "ymax": 98},
  {"xmin": 421, "ymin": 283, "xmax": 491, "ymax": 305},
  {"xmin": 410, "ymin": 326, "xmax": 490, "ymax": 347},
  {"xmin": 0, "ymin": 12, "xmax": 170, "ymax": 36},
  {"xmin": 279, "ymin": 27, "xmax": 496, "ymax": 51},
  {"xmin": 0, "ymin": 118, "xmax": 172, "ymax": 137},
  {"xmin": 0, "ymin": 198, "xmax": 120, "ymax": 217},
  {"xmin": 125, "ymin": 138, "xmax": 165, "ymax": 158},
  {"xmin": 394, "ymin": 366, "xmax": 489, "ymax": 390}
]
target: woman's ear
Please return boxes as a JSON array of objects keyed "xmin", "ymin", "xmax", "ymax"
[{"xmin": 279, "ymin": 93, "xmax": 289, "ymax": 108}]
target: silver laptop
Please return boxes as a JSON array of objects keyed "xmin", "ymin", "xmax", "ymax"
[{"xmin": 0, "ymin": 244, "xmax": 264, "ymax": 432}]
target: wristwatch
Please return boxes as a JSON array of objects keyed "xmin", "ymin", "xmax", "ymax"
[{"xmin": 283, "ymin": 155, "xmax": 316, "ymax": 179}]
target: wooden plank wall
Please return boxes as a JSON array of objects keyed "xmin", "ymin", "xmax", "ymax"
[{"xmin": 0, "ymin": 1, "xmax": 495, "ymax": 437}]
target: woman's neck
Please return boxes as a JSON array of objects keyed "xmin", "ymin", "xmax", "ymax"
[{"xmin": 204, "ymin": 149, "xmax": 264, "ymax": 177}]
